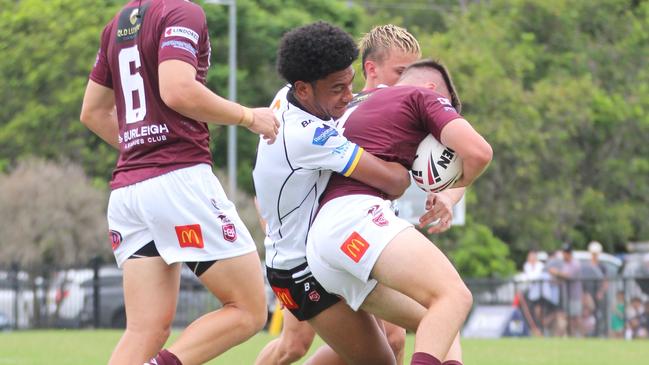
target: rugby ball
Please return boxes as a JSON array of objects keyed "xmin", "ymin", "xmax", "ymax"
[{"xmin": 411, "ymin": 134, "xmax": 462, "ymax": 193}]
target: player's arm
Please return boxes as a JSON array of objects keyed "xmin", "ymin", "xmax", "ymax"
[
  {"xmin": 347, "ymin": 152, "xmax": 411, "ymax": 198},
  {"xmin": 80, "ymin": 80, "xmax": 120, "ymax": 149},
  {"xmin": 159, "ymin": 60, "xmax": 279, "ymax": 143},
  {"xmin": 439, "ymin": 118, "xmax": 492, "ymax": 188},
  {"xmin": 419, "ymin": 187, "xmax": 465, "ymax": 234}
]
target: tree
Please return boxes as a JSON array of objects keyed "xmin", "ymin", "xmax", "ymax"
[{"xmin": 0, "ymin": 158, "xmax": 109, "ymax": 325}]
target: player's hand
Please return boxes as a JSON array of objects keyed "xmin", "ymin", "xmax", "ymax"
[
  {"xmin": 248, "ymin": 107, "xmax": 280, "ymax": 144},
  {"xmin": 419, "ymin": 192, "xmax": 454, "ymax": 234}
]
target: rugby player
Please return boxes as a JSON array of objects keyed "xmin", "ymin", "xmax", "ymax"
[
  {"xmin": 80, "ymin": 1, "xmax": 279, "ymax": 364},
  {"xmin": 254, "ymin": 24, "xmax": 422, "ymax": 365},
  {"xmin": 253, "ymin": 22, "xmax": 421, "ymax": 365},
  {"xmin": 306, "ymin": 59, "xmax": 493, "ymax": 365}
]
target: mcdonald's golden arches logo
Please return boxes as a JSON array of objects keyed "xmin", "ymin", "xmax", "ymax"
[
  {"xmin": 271, "ymin": 286, "xmax": 299, "ymax": 310},
  {"xmin": 340, "ymin": 231, "xmax": 370, "ymax": 263},
  {"xmin": 174, "ymin": 224, "xmax": 205, "ymax": 249}
]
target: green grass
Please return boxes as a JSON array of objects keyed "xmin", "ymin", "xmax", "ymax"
[{"xmin": 0, "ymin": 330, "xmax": 647, "ymax": 365}]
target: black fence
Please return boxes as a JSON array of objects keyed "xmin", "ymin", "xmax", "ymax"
[
  {"xmin": 1, "ymin": 261, "xmax": 648, "ymax": 339},
  {"xmin": 466, "ymin": 275, "xmax": 649, "ymax": 339},
  {"xmin": 0, "ymin": 260, "xmax": 221, "ymax": 330}
]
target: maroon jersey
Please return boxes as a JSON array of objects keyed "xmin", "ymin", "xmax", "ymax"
[
  {"xmin": 90, "ymin": 0, "xmax": 212, "ymax": 189},
  {"xmin": 321, "ymin": 85, "xmax": 462, "ymax": 204}
]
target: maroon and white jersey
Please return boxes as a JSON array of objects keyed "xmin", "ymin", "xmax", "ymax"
[
  {"xmin": 321, "ymin": 85, "xmax": 462, "ymax": 204},
  {"xmin": 90, "ymin": 0, "xmax": 212, "ymax": 189}
]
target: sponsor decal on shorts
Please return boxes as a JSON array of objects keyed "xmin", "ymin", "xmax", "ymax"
[
  {"xmin": 312, "ymin": 124, "xmax": 339, "ymax": 146},
  {"xmin": 164, "ymin": 26, "xmax": 200, "ymax": 43},
  {"xmin": 174, "ymin": 224, "xmax": 204, "ymax": 249},
  {"xmin": 218, "ymin": 214, "xmax": 237, "ymax": 242},
  {"xmin": 367, "ymin": 205, "xmax": 389, "ymax": 227},
  {"xmin": 308, "ymin": 290, "xmax": 321, "ymax": 302},
  {"xmin": 341, "ymin": 231, "xmax": 370, "ymax": 263},
  {"xmin": 271, "ymin": 286, "xmax": 299, "ymax": 309},
  {"xmin": 109, "ymin": 230, "xmax": 123, "ymax": 250}
]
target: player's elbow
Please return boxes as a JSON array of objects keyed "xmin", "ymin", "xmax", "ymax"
[
  {"xmin": 160, "ymin": 82, "xmax": 192, "ymax": 112},
  {"xmin": 79, "ymin": 106, "xmax": 99, "ymax": 129},
  {"xmin": 384, "ymin": 170, "xmax": 411, "ymax": 197},
  {"xmin": 467, "ymin": 140, "xmax": 493, "ymax": 170}
]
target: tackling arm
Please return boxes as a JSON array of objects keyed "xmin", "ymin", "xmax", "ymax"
[{"xmin": 348, "ymin": 152, "xmax": 411, "ymax": 198}]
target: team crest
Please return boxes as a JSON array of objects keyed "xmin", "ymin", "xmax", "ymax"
[
  {"xmin": 109, "ymin": 230, "xmax": 122, "ymax": 250},
  {"xmin": 367, "ymin": 205, "xmax": 389, "ymax": 227},
  {"xmin": 308, "ymin": 290, "xmax": 321, "ymax": 302},
  {"xmin": 218, "ymin": 214, "xmax": 237, "ymax": 242}
]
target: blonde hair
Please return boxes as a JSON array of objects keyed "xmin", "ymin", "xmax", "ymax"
[{"xmin": 359, "ymin": 24, "xmax": 421, "ymax": 78}]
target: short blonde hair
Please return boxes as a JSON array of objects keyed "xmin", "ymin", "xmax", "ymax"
[{"xmin": 359, "ymin": 24, "xmax": 421, "ymax": 77}]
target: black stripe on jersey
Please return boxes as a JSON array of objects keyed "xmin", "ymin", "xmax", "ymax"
[{"xmin": 271, "ymin": 103, "xmax": 320, "ymax": 269}]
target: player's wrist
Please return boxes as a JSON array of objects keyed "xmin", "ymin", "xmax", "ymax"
[{"xmin": 238, "ymin": 106, "xmax": 254, "ymax": 128}]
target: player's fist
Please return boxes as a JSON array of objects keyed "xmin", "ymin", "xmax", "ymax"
[{"xmin": 245, "ymin": 107, "xmax": 280, "ymax": 144}]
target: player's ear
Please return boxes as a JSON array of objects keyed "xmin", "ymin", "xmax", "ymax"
[
  {"xmin": 293, "ymin": 80, "xmax": 312, "ymax": 100},
  {"xmin": 364, "ymin": 60, "xmax": 377, "ymax": 79},
  {"xmin": 423, "ymin": 81, "xmax": 437, "ymax": 91}
]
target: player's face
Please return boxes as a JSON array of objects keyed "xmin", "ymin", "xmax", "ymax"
[
  {"xmin": 374, "ymin": 50, "xmax": 420, "ymax": 86},
  {"xmin": 307, "ymin": 66, "xmax": 355, "ymax": 120}
]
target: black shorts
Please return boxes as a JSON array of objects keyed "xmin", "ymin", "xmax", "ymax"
[
  {"xmin": 129, "ymin": 241, "xmax": 217, "ymax": 277},
  {"xmin": 266, "ymin": 262, "xmax": 340, "ymax": 321}
]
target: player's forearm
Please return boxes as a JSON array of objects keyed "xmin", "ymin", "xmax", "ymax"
[
  {"xmin": 454, "ymin": 152, "xmax": 491, "ymax": 188},
  {"xmin": 162, "ymin": 79, "xmax": 249, "ymax": 126}
]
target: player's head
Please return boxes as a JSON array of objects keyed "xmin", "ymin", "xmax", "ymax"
[
  {"xmin": 359, "ymin": 24, "xmax": 421, "ymax": 90},
  {"xmin": 397, "ymin": 59, "xmax": 462, "ymax": 113},
  {"xmin": 277, "ymin": 21, "xmax": 358, "ymax": 120}
]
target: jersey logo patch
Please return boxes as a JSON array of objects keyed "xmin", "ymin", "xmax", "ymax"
[
  {"xmin": 341, "ymin": 232, "xmax": 370, "ymax": 263},
  {"xmin": 312, "ymin": 124, "xmax": 339, "ymax": 145},
  {"xmin": 164, "ymin": 26, "xmax": 199, "ymax": 43},
  {"xmin": 218, "ymin": 214, "xmax": 237, "ymax": 242},
  {"xmin": 308, "ymin": 290, "xmax": 321, "ymax": 302},
  {"xmin": 367, "ymin": 205, "xmax": 389, "ymax": 227},
  {"xmin": 271, "ymin": 286, "xmax": 299, "ymax": 309},
  {"xmin": 116, "ymin": 4, "xmax": 149, "ymax": 43},
  {"xmin": 109, "ymin": 230, "xmax": 123, "ymax": 251},
  {"xmin": 175, "ymin": 224, "xmax": 204, "ymax": 249}
]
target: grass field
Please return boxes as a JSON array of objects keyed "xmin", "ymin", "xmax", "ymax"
[{"xmin": 0, "ymin": 330, "xmax": 647, "ymax": 365}]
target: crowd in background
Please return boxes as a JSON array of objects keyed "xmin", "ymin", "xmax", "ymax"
[{"xmin": 520, "ymin": 242, "xmax": 649, "ymax": 339}]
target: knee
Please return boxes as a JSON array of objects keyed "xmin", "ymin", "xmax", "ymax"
[
  {"xmin": 230, "ymin": 302, "xmax": 268, "ymax": 337},
  {"xmin": 386, "ymin": 328, "xmax": 406, "ymax": 357},
  {"xmin": 278, "ymin": 337, "xmax": 310, "ymax": 362},
  {"xmin": 453, "ymin": 282, "xmax": 473, "ymax": 316},
  {"xmin": 126, "ymin": 319, "xmax": 172, "ymax": 347}
]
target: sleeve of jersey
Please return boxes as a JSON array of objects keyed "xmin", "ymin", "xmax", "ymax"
[
  {"xmin": 89, "ymin": 25, "xmax": 113, "ymax": 88},
  {"xmin": 287, "ymin": 122, "xmax": 364, "ymax": 176},
  {"xmin": 417, "ymin": 89, "xmax": 463, "ymax": 140},
  {"xmin": 158, "ymin": 3, "xmax": 206, "ymax": 68}
]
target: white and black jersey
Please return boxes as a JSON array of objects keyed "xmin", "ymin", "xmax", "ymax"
[{"xmin": 253, "ymin": 85, "xmax": 364, "ymax": 270}]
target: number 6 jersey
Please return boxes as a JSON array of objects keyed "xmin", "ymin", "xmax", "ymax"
[{"xmin": 90, "ymin": 0, "xmax": 212, "ymax": 189}]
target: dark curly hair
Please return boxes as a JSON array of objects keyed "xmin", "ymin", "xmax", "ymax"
[{"xmin": 277, "ymin": 21, "xmax": 358, "ymax": 84}]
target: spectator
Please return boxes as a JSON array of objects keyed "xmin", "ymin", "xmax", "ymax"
[
  {"xmin": 549, "ymin": 243, "xmax": 583, "ymax": 336},
  {"xmin": 542, "ymin": 250, "xmax": 563, "ymax": 335},
  {"xmin": 523, "ymin": 250, "xmax": 545, "ymax": 332},
  {"xmin": 581, "ymin": 241, "xmax": 607, "ymax": 336},
  {"xmin": 610, "ymin": 291, "xmax": 625, "ymax": 338},
  {"xmin": 627, "ymin": 297, "xmax": 646, "ymax": 338},
  {"xmin": 636, "ymin": 253, "xmax": 649, "ymax": 296}
]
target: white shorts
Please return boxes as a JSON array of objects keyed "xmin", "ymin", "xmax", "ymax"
[
  {"xmin": 107, "ymin": 164, "xmax": 256, "ymax": 267},
  {"xmin": 306, "ymin": 195, "xmax": 412, "ymax": 310}
]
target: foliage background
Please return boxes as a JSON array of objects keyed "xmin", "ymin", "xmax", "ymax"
[{"xmin": 1, "ymin": 0, "xmax": 647, "ymax": 276}]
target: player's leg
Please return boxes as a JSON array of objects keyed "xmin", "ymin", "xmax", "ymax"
[
  {"xmin": 369, "ymin": 227, "xmax": 472, "ymax": 361},
  {"xmin": 383, "ymin": 320, "xmax": 406, "ymax": 365},
  {"xmin": 165, "ymin": 252, "xmax": 267, "ymax": 365},
  {"xmin": 308, "ymin": 301, "xmax": 396, "ymax": 365},
  {"xmin": 303, "ymin": 344, "xmax": 346, "ymax": 365},
  {"xmin": 254, "ymin": 308, "xmax": 316, "ymax": 365},
  {"xmin": 108, "ymin": 256, "xmax": 181, "ymax": 365}
]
